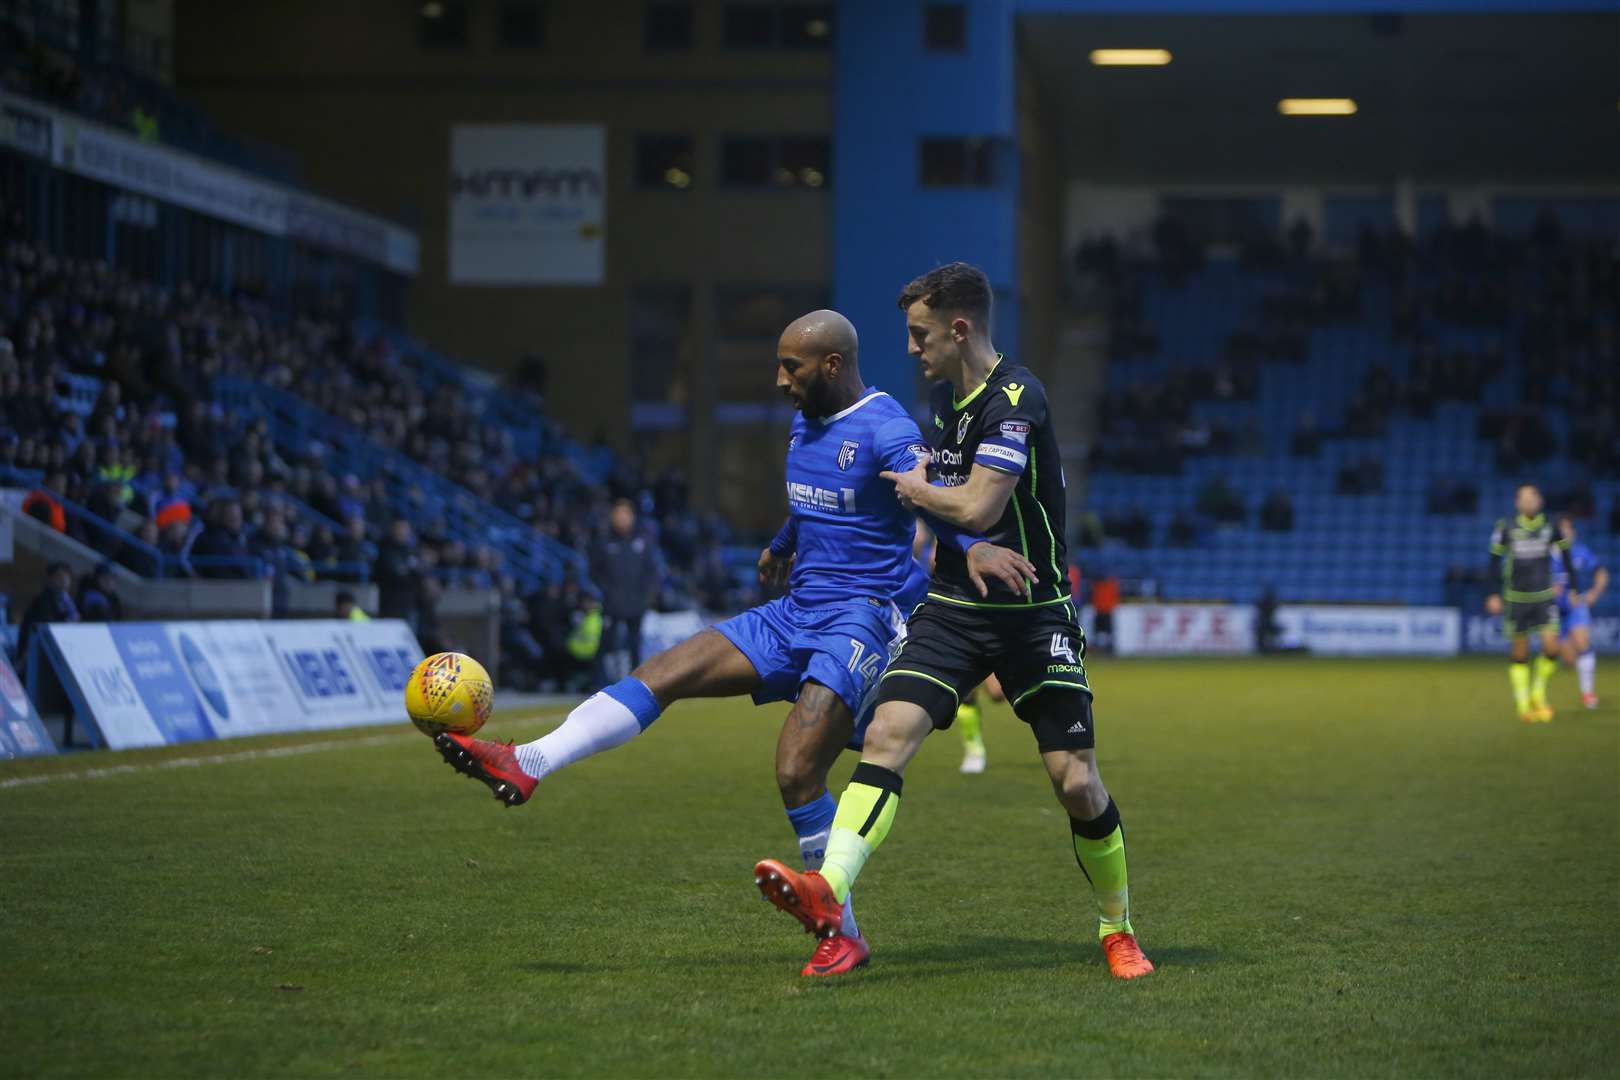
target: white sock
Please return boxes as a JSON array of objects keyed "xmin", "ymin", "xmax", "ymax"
[
  {"xmin": 799, "ymin": 827, "xmax": 860, "ymax": 939},
  {"xmin": 1577, "ymin": 651, "xmax": 1596, "ymax": 696},
  {"xmin": 513, "ymin": 691, "xmax": 643, "ymax": 780}
]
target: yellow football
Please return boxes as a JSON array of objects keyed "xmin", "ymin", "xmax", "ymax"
[{"xmin": 404, "ymin": 652, "xmax": 494, "ymax": 737}]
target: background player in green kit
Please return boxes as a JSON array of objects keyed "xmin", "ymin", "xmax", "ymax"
[
  {"xmin": 753, "ymin": 262, "xmax": 1153, "ymax": 980},
  {"xmin": 1486, "ymin": 484, "xmax": 1580, "ymax": 723}
]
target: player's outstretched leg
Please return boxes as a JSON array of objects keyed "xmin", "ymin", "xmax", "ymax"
[
  {"xmin": 435, "ymin": 732, "xmax": 539, "ymax": 806},
  {"xmin": 433, "ymin": 629, "xmax": 759, "ymax": 805}
]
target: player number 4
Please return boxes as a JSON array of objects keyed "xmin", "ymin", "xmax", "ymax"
[{"xmin": 847, "ymin": 639, "xmax": 884, "ymax": 681}]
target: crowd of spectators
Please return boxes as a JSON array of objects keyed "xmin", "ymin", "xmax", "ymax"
[
  {"xmin": 0, "ymin": 206, "xmax": 743, "ymax": 692},
  {"xmin": 1079, "ymin": 212, "xmax": 1616, "ymax": 575},
  {"xmin": 0, "ymin": 13, "xmax": 299, "ymax": 182}
]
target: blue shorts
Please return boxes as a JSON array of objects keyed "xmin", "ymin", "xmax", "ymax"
[
  {"xmin": 1559, "ymin": 603, "xmax": 1591, "ymax": 637},
  {"xmin": 715, "ymin": 595, "xmax": 902, "ymax": 748}
]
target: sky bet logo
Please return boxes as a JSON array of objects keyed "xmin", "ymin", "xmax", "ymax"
[{"xmin": 283, "ymin": 648, "xmax": 359, "ymax": 700}]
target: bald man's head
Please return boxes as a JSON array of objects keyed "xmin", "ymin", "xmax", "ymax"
[{"xmin": 776, "ymin": 308, "xmax": 862, "ymax": 418}]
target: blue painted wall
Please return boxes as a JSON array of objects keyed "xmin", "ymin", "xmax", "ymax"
[
  {"xmin": 832, "ymin": 0, "xmax": 1018, "ymax": 403},
  {"xmin": 833, "ymin": 0, "xmax": 1619, "ymax": 404}
]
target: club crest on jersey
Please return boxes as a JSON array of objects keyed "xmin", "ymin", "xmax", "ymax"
[
  {"xmin": 956, "ymin": 412, "xmax": 973, "ymax": 444},
  {"xmin": 837, "ymin": 440, "xmax": 859, "ymax": 471}
]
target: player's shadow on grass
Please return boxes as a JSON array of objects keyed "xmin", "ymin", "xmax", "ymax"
[{"xmin": 846, "ymin": 937, "xmax": 1225, "ymax": 982}]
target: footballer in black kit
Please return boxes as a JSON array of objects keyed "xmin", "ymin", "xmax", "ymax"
[
  {"xmin": 893, "ymin": 356, "xmax": 1094, "ymax": 751},
  {"xmin": 753, "ymin": 261, "xmax": 1153, "ymax": 982}
]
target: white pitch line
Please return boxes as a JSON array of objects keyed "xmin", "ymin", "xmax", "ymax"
[{"xmin": 0, "ymin": 712, "xmax": 569, "ymax": 790}]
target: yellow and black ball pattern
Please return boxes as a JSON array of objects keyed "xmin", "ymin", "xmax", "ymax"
[{"xmin": 404, "ymin": 652, "xmax": 493, "ymax": 737}]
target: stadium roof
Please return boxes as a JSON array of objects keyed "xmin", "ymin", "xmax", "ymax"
[{"xmin": 1020, "ymin": 11, "xmax": 1620, "ymax": 182}]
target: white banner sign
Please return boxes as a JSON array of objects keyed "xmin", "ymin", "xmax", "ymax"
[
  {"xmin": 1463, "ymin": 613, "xmax": 1620, "ymax": 655},
  {"xmin": 42, "ymin": 620, "xmax": 423, "ymax": 750},
  {"xmin": 1275, "ymin": 605, "xmax": 1459, "ymax": 656},
  {"xmin": 1114, "ymin": 604, "xmax": 1255, "ymax": 656},
  {"xmin": 450, "ymin": 124, "xmax": 605, "ymax": 284},
  {"xmin": 0, "ymin": 89, "xmax": 419, "ymax": 274}
]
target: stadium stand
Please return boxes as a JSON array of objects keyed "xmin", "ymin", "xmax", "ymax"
[
  {"xmin": 0, "ymin": 6, "xmax": 301, "ymax": 182},
  {"xmin": 1078, "ymin": 215, "xmax": 1619, "ymax": 609},
  {"xmin": 0, "ymin": 203, "xmax": 741, "ymax": 687}
]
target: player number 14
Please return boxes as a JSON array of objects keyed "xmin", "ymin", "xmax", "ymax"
[{"xmin": 846, "ymin": 639, "xmax": 884, "ymax": 682}]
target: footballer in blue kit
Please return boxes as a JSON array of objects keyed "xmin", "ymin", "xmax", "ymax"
[
  {"xmin": 1554, "ymin": 515, "xmax": 1608, "ymax": 709},
  {"xmin": 433, "ymin": 309, "xmax": 1037, "ymax": 977},
  {"xmin": 713, "ymin": 387, "xmax": 936, "ymax": 734}
]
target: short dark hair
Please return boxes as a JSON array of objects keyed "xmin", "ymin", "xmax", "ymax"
[
  {"xmin": 335, "ymin": 590, "xmax": 356, "ymax": 606},
  {"xmin": 897, "ymin": 261, "xmax": 993, "ymax": 326}
]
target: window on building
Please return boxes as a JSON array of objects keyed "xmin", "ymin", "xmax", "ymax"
[
  {"xmin": 780, "ymin": 5, "xmax": 834, "ymax": 49},
  {"xmin": 778, "ymin": 137, "xmax": 830, "ymax": 188},
  {"xmin": 721, "ymin": 137, "xmax": 774, "ymax": 187},
  {"xmin": 918, "ymin": 137, "xmax": 997, "ymax": 188},
  {"xmin": 723, "ymin": 4, "xmax": 776, "ymax": 48},
  {"xmin": 418, "ymin": 0, "xmax": 470, "ymax": 46},
  {"xmin": 630, "ymin": 285, "xmax": 693, "ymax": 405},
  {"xmin": 636, "ymin": 135, "xmax": 696, "ymax": 189},
  {"xmin": 721, "ymin": 136, "xmax": 831, "ymax": 189},
  {"xmin": 923, "ymin": 4, "xmax": 966, "ymax": 51},
  {"xmin": 645, "ymin": 2, "xmax": 694, "ymax": 50},
  {"xmin": 497, "ymin": 1, "xmax": 546, "ymax": 47}
]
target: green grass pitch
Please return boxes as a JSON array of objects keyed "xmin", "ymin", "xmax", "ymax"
[{"xmin": 2, "ymin": 657, "xmax": 1616, "ymax": 1078}]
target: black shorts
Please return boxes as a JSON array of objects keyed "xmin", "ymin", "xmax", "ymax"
[
  {"xmin": 876, "ymin": 597, "xmax": 1094, "ymax": 751},
  {"xmin": 1504, "ymin": 599, "xmax": 1559, "ymax": 637}
]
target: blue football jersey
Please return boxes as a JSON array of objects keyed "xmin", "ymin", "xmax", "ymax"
[
  {"xmin": 778, "ymin": 390, "xmax": 931, "ymax": 607},
  {"xmin": 1556, "ymin": 541, "xmax": 1601, "ymax": 610}
]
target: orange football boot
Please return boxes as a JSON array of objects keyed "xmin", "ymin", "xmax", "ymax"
[
  {"xmin": 802, "ymin": 932, "xmax": 870, "ymax": 977},
  {"xmin": 754, "ymin": 859, "xmax": 844, "ymax": 937},
  {"xmin": 434, "ymin": 732, "xmax": 538, "ymax": 806},
  {"xmin": 1102, "ymin": 931, "xmax": 1155, "ymax": 979}
]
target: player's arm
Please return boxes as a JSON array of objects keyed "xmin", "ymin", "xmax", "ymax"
[
  {"xmin": 893, "ymin": 463, "xmax": 1020, "ymax": 534},
  {"xmin": 1584, "ymin": 564, "xmax": 1609, "ymax": 607},
  {"xmin": 1557, "ymin": 542, "xmax": 1581, "ymax": 596},
  {"xmin": 912, "ymin": 519, "xmax": 935, "ymax": 564},
  {"xmin": 1485, "ymin": 521, "xmax": 1506, "ymax": 615},
  {"xmin": 878, "ymin": 417, "xmax": 1033, "ymax": 595},
  {"xmin": 885, "ymin": 382, "xmax": 1040, "ymax": 533},
  {"xmin": 759, "ymin": 516, "xmax": 796, "ymax": 587}
]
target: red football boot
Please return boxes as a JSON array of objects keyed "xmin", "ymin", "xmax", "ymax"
[
  {"xmin": 1101, "ymin": 931, "xmax": 1154, "ymax": 979},
  {"xmin": 434, "ymin": 732, "xmax": 538, "ymax": 807},
  {"xmin": 801, "ymin": 932, "xmax": 870, "ymax": 977},
  {"xmin": 753, "ymin": 859, "xmax": 844, "ymax": 937}
]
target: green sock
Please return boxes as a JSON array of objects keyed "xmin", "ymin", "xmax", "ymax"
[
  {"xmin": 819, "ymin": 763, "xmax": 903, "ymax": 902},
  {"xmin": 1531, "ymin": 654, "xmax": 1557, "ymax": 707},
  {"xmin": 1509, "ymin": 661, "xmax": 1531, "ymax": 713},
  {"xmin": 957, "ymin": 701, "xmax": 984, "ymax": 751},
  {"xmin": 1072, "ymin": 799, "xmax": 1133, "ymax": 940}
]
